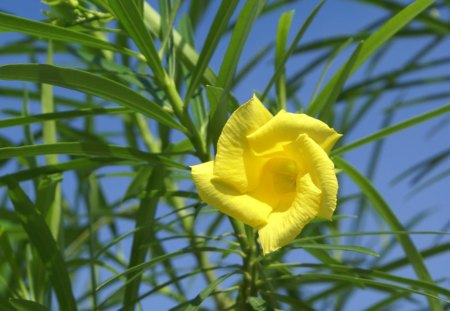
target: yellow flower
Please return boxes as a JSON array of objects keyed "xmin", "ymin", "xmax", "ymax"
[{"xmin": 191, "ymin": 96, "xmax": 342, "ymax": 254}]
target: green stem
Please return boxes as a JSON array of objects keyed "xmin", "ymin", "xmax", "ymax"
[
  {"xmin": 162, "ymin": 74, "xmax": 210, "ymax": 162},
  {"xmin": 42, "ymin": 39, "xmax": 61, "ymax": 239},
  {"xmin": 237, "ymin": 224, "xmax": 258, "ymax": 310}
]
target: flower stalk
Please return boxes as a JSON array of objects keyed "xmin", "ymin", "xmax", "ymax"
[
  {"xmin": 161, "ymin": 74, "xmax": 210, "ymax": 162},
  {"xmin": 237, "ymin": 225, "xmax": 259, "ymax": 310}
]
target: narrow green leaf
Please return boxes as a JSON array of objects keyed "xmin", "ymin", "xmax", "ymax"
[
  {"xmin": 0, "ymin": 107, "xmax": 129, "ymax": 129},
  {"xmin": 332, "ymin": 104, "xmax": 450, "ymax": 155},
  {"xmin": 280, "ymin": 263, "xmax": 450, "ymax": 297},
  {"xmin": 0, "ymin": 12, "xmax": 138, "ymax": 57},
  {"xmin": 0, "ymin": 64, "xmax": 184, "ymax": 131},
  {"xmin": 6, "ymin": 181, "xmax": 77, "ymax": 311},
  {"xmin": 295, "ymin": 243, "xmax": 379, "ymax": 257},
  {"xmin": 143, "ymin": 3, "xmax": 217, "ymax": 85},
  {"xmin": 41, "ymin": 40, "xmax": 61, "ymax": 239},
  {"xmin": 96, "ymin": 247, "xmax": 243, "ymax": 293},
  {"xmin": 248, "ymin": 297, "xmax": 282, "ymax": 311},
  {"xmin": 216, "ymin": 0, "xmax": 266, "ymax": 88},
  {"xmin": 0, "ymin": 143, "xmax": 187, "ymax": 169},
  {"xmin": 178, "ymin": 16, "xmax": 207, "ymax": 130},
  {"xmin": 296, "ymin": 230, "xmax": 450, "ymax": 244},
  {"xmin": 233, "ymin": 44, "xmax": 272, "ymax": 88},
  {"xmin": 109, "ymin": 0, "xmax": 165, "ymax": 78},
  {"xmin": 311, "ymin": 42, "xmax": 363, "ymax": 118},
  {"xmin": 0, "ymin": 299, "xmax": 14, "ymax": 311},
  {"xmin": 205, "ymin": 85, "xmax": 227, "ymax": 150},
  {"xmin": 0, "ymin": 86, "xmax": 88, "ymax": 109},
  {"xmin": 277, "ymin": 273, "xmax": 450, "ymax": 304},
  {"xmin": 172, "ymin": 271, "xmax": 239, "ymax": 311},
  {"xmin": 307, "ymin": 0, "xmax": 436, "ymax": 115},
  {"xmin": 260, "ymin": 292, "xmax": 313, "ymax": 311},
  {"xmin": 210, "ymin": 0, "xmax": 266, "ymax": 146},
  {"xmin": 133, "ymin": 0, "xmax": 144, "ymax": 16},
  {"xmin": 123, "ymin": 166, "xmax": 153, "ymax": 199},
  {"xmin": 9, "ymin": 299, "xmax": 49, "ymax": 311},
  {"xmin": 136, "ymin": 266, "xmax": 235, "ymax": 305},
  {"xmin": 365, "ymin": 292, "xmax": 409, "ymax": 311},
  {"xmin": 122, "ymin": 167, "xmax": 166, "ymax": 311},
  {"xmin": 379, "ymin": 242, "xmax": 450, "ymax": 272},
  {"xmin": 261, "ymin": 1, "xmax": 325, "ymax": 103},
  {"xmin": 0, "ymin": 159, "xmax": 122, "ymax": 187},
  {"xmin": 0, "ymin": 229, "xmax": 29, "ymax": 298},
  {"xmin": 359, "ymin": 0, "xmax": 448, "ymax": 34},
  {"xmin": 335, "ymin": 157, "xmax": 443, "ymax": 311},
  {"xmin": 310, "ymin": 38, "xmax": 354, "ymax": 104},
  {"xmin": 274, "ymin": 10, "xmax": 294, "ymax": 110},
  {"xmin": 205, "ymin": 86, "xmax": 225, "ymax": 120},
  {"xmin": 184, "ymin": 0, "xmax": 238, "ymax": 103}
]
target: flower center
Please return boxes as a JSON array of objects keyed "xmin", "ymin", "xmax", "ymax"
[{"xmin": 268, "ymin": 158, "xmax": 299, "ymax": 194}]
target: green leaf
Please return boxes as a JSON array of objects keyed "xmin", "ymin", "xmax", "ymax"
[
  {"xmin": 0, "ymin": 159, "xmax": 121, "ymax": 187},
  {"xmin": 295, "ymin": 243, "xmax": 379, "ymax": 257},
  {"xmin": 96, "ymin": 246, "xmax": 242, "ymax": 293},
  {"xmin": 0, "ymin": 64, "xmax": 184, "ymax": 131},
  {"xmin": 274, "ymin": 262, "xmax": 450, "ymax": 298},
  {"xmin": 332, "ymin": 104, "xmax": 450, "ymax": 155},
  {"xmin": 248, "ymin": 297, "xmax": 282, "ymax": 311},
  {"xmin": 108, "ymin": 0, "xmax": 165, "ymax": 79},
  {"xmin": 9, "ymin": 299, "xmax": 49, "ymax": 311},
  {"xmin": 0, "ymin": 143, "xmax": 187, "ymax": 169},
  {"xmin": 283, "ymin": 273, "xmax": 450, "ymax": 304},
  {"xmin": 309, "ymin": 264, "xmax": 450, "ymax": 297},
  {"xmin": 205, "ymin": 85, "xmax": 225, "ymax": 123},
  {"xmin": 359, "ymin": 0, "xmax": 448, "ymax": 35},
  {"xmin": 171, "ymin": 271, "xmax": 239, "ymax": 311},
  {"xmin": 178, "ymin": 16, "xmax": 207, "ymax": 130},
  {"xmin": 0, "ymin": 12, "xmax": 138, "ymax": 57},
  {"xmin": 184, "ymin": 0, "xmax": 239, "ymax": 103},
  {"xmin": 379, "ymin": 242, "xmax": 450, "ymax": 272},
  {"xmin": 205, "ymin": 85, "xmax": 239, "ymax": 149},
  {"xmin": 209, "ymin": 0, "xmax": 266, "ymax": 146},
  {"xmin": 0, "ymin": 229, "xmax": 29, "ymax": 297},
  {"xmin": 0, "ymin": 107, "xmax": 129, "ymax": 129},
  {"xmin": 143, "ymin": 3, "xmax": 217, "ymax": 85},
  {"xmin": 273, "ymin": 10, "xmax": 294, "ymax": 110},
  {"xmin": 122, "ymin": 167, "xmax": 165, "ymax": 310},
  {"xmin": 310, "ymin": 38, "xmax": 354, "ymax": 104},
  {"xmin": 261, "ymin": 1, "xmax": 325, "ymax": 104},
  {"xmin": 335, "ymin": 157, "xmax": 443, "ymax": 311},
  {"xmin": 6, "ymin": 181, "xmax": 77, "ymax": 311},
  {"xmin": 312, "ymin": 42, "xmax": 363, "ymax": 119},
  {"xmin": 307, "ymin": 0, "xmax": 436, "ymax": 115},
  {"xmin": 233, "ymin": 44, "xmax": 272, "ymax": 88},
  {"xmin": 216, "ymin": 0, "xmax": 266, "ymax": 88}
]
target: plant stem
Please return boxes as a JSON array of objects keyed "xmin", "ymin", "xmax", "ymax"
[
  {"xmin": 237, "ymin": 225, "xmax": 258, "ymax": 310},
  {"xmin": 42, "ymin": 39, "xmax": 61, "ymax": 239},
  {"xmin": 162, "ymin": 74, "xmax": 210, "ymax": 162}
]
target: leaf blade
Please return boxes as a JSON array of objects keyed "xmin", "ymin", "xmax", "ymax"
[
  {"xmin": 7, "ymin": 181, "xmax": 77, "ymax": 311},
  {"xmin": 335, "ymin": 157, "xmax": 443, "ymax": 311},
  {"xmin": 0, "ymin": 64, "xmax": 184, "ymax": 131},
  {"xmin": 307, "ymin": 0, "xmax": 436, "ymax": 115},
  {"xmin": 0, "ymin": 12, "xmax": 137, "ymax": 57}
]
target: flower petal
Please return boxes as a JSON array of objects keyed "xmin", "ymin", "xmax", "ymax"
[
  {"xmin": 247, "ymin": 110, "xmax": 342, "ymax": 155},
  {"xmin": 213, "ymin": 95, "xmax": 273, "ymax": 192},
  {"xmin": 295, "ymin": 134, "xmax": 339, "ymax": 220},
  {"xmin": 258, "ymin": 173, "xmax": 321, "ymax": 254},
  {"xmin": 192, "ymin": 161, "xmax": 272, "ymax": 228}
]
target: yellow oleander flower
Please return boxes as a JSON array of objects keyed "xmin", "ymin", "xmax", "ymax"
[{"xmin": 191, "ymin": 96, "xmax": 342, "ymax": 254}]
